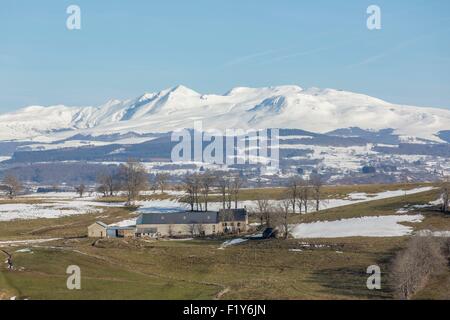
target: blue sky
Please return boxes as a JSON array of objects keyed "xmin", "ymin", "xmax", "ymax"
[{"xmin": 1, "ymin": 0, "xmax": 449, "ymax": 113}]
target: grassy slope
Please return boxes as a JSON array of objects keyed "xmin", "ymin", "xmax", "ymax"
[
  {"xmin": 0, "ymin": 237, "xmax": 402, "ymax": 300},
  {"xmin": 291, "ymin": 189, "xmax": 443, "ymax": 224},
  {"xmin": 1, "ymin": 246, "xmax": 216, "ymax": 300},
  {"xmin": 205, "ymin": 182, "xmax": 433, "ymax": 202}
]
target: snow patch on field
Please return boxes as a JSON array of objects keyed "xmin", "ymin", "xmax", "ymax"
[
  {"xmin": 220, "ymin": 238, "xmax": 248, "ymax": 249},
  {"xmin": 416, "ymin": 230, "xmax": 450, "ymax": 237},
  {"xmin": 137, "ymin": 199, "xmax": 187, "ymax": 213},
  {"xmin": 0, "ymin": 238, "xmax": 61, "ymax": 247},
  {"xmin": 290, "ymin": 214, "xmax": 424, "ymax": 238},
  {"xmin": 0, "ymin": 198, "xmax": 123, "ymax": 221}
]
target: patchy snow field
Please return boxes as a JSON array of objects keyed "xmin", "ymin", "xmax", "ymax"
[
  {"xmin": 0, "ymin": 186, "xmax": 435, "ymax": 223},
  {"xmin": 206, "ymin": 186, "xmax": 434, "ymax": 212},
  {"xmin": 290, "ymin": 214, "xmax": 424, "ymax": 238},
  {"xmin": 0, "ymin": 197, "xmax": 124, "ymax": 222}
]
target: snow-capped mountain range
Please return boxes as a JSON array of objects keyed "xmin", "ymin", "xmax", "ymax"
[{"xmin": 1, "ymin": 85, "xmax": 449, "ymax": 143}]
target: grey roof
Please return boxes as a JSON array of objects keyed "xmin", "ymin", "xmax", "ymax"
[
  {"xmin": 107, "ymin": 226, "xmax": 136, "ymax": 230},
  {"xmin": 95, "ymin": 221, "xmax": 108, "ymax": 228},
  {"xmin": 137, "ymin": 211, "xmax": 220, "ymax": 225},
  {"xmin": 218, "ymin": 209, "xmax": 247, "ymax": 222}
]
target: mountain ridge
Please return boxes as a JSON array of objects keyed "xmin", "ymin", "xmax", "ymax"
[{"xmin": 1, "ymin": 85, "xmax": 449, "ymax": 143}]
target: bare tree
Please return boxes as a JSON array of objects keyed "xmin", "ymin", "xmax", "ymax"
[
  {"xmin": 182, "ymin": 173, "xmax": 204, "ymax": 211},
  {"xmin": 299, "ymin": 178, "xmax": 311, "ymax": 214},
  {"xmin": 391, "ymin": 236, "xmax": 447, "ymax": 299},
  {"xmin": 230, "ymin": 174, "xmax": 243, "ymax": 209},
  {"xmin": 217, "ymin": 173, "xmax": 230, "ymax": 210},
  {"xmin": 155, "ymin": 173, "xmax": 169, "ymax": 194},
  {"xmin": 182, "ymin": 174, "xmax": 196, "ymax": 211},
  {"xmin": 278, "ymin": 199, "xmax": 291, "ymax": 239},
  {"xmin": 287, "ymin": 176, "xmax": 302, "ymax": 214},
  {"xmin": 226, "ymin": 179, "xmax": 233, "ymax": 209},
  {"xmin": 199, "ymin": 171, "xmax": 215, "ymax": 211},
  {"xmin": 192, "ymin": 173, "xmax": 202, "ymax": 211},
  {"xmin": 75, "ymin": 184, "xmax": 86, "ymax": 198},
  {"xmin": 440, "ymin": 176, "xmax": 450, "ymax": 213},
  {"xmin": 255, "ymin": 199, "xmax": 272, "ymax": 226},
  {"xmin": 310, "ymin": 173, "xmax": 323, "ymax": 212},
  {"xmin": 2, "ymin": 175, "xmax": 22, "ymax": 199},
  {"xmin": 97, "ymin": 171, "xmax": 120, "ymax": 197},
  {"xmin": 119, "ymin": 159, "xmax": 149, "ymax": 205},
  {"xmin": 148, "ymin": 175, "xmax": 158, "ymax": 193},
  {"xmin": 96, "ymin": 183, "xmax": 108, "ymax": 197}
]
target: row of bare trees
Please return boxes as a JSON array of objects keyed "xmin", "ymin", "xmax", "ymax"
[
  {"xmin": 286, "ymin": 174, "xmax": 323, "ymax": 214},
  {"xmin": 93, "ymin": 160, "xmax": 149, "ymax": 205},
  {"xmin": 252, "ymin": 199, "xmax": 294, "ymax": 239},
  {"xmin": 182, "ymin": 171, "xmax": 243, "ymax": 212},
  {"xmin": 249, "ymin": 174, "xmax": 324, "ymax": 239}
]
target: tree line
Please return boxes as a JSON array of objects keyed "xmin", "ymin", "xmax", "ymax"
[
  {"xmin": 93, "ymin": 159, "xmax": 169, "ymax": 206},
  {"xmin": 181, "ymin": 171, "xmax": 243, "ymax": 212}
]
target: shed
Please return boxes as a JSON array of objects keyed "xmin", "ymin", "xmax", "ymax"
[
  {"xmin": 88, "ymin": 221, "xmax": 108, "ymax": 238},
  {"xmin": 106, "ymin": 226, "xmax": 136, "ymax": 238}
]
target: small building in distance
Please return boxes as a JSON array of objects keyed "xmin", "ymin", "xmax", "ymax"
[
  {"xmin": 88, "ymin": 221, "xmax": 108, "ymax": 238},
  {"xmin": 88, "ymin": 221, "xmax": 135, "ymax": 238},
  {"xmin": 136, "ymin": 208, "xmax": 248, "ymax": 238}
]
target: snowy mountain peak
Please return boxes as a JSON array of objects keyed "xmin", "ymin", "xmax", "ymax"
[
  {"xmin": 137, "ymin": 93, "xmax": 156, "ymax": 103},
  {"xmin": 0, "ymin": 85, "xmax": 449, "ymax": 143},
  {"xmin": 167, "ymin": 85, "xmax": 200, "ymax": 96}
]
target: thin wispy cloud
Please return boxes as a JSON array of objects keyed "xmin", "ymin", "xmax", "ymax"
[
  {"xmin": 220, "ymin": 47, "xmax": 313, "ymax": 69},
  {"xmin": 345, "ymin": 40, "xmax": 415, "ymax": 69},
  {"xmin": 221, "ymin": 30, "xmax": 342, "ymax": 68},
  {"xmin": 258, "ymin": 46, "xmax": 334, "ymax": 65},
  {"xmin": 220, "ymin": 45, "xmax": 332, "ymax": 68},
  {"xmin": 345, "ymin": 31, "xmax": 443, "ymax": 69},
  {"xmin": 222, "ymin": 49, "xmax": 282, "ymax": 67}
]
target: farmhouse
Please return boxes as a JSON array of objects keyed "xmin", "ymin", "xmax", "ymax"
[
  {"xmin": 136, "ymin": 208, "xmax": 248, "ymax": 237},
  {"xmin": 87, "ymin": 209, "xmax": 248, "ymax": 238}
]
